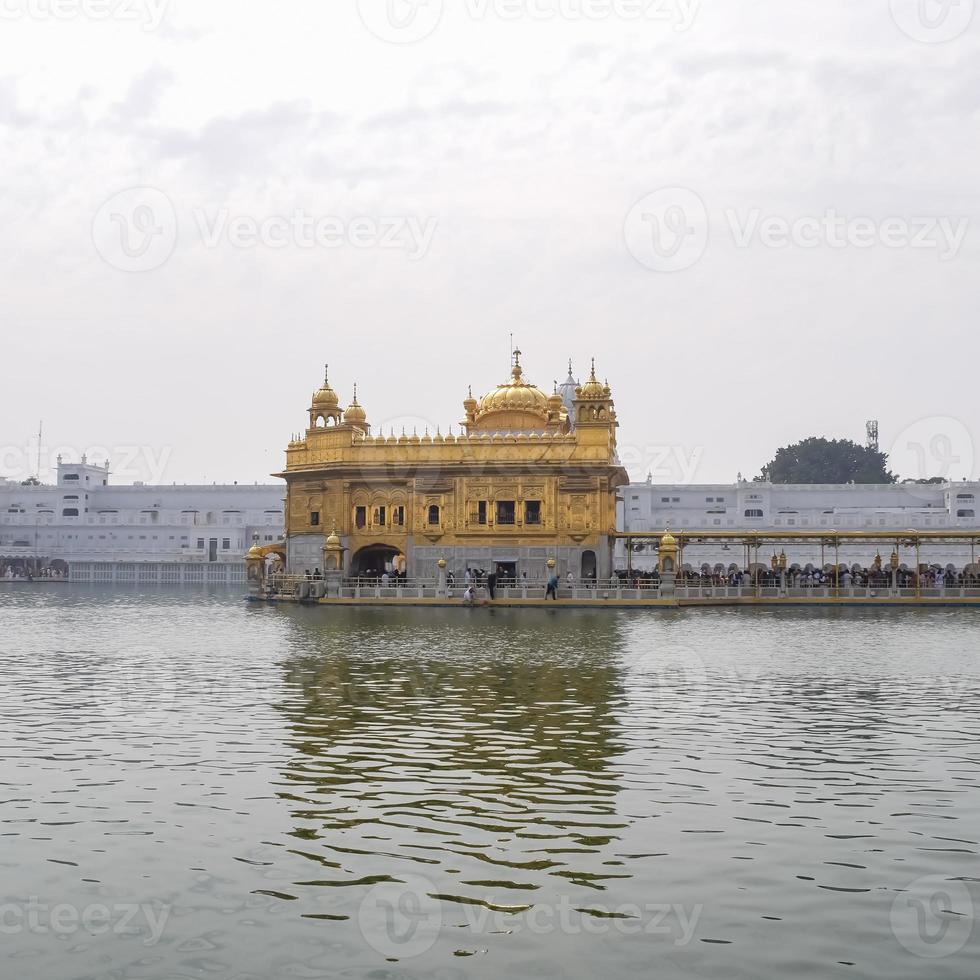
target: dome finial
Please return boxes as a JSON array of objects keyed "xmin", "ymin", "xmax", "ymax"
[{"xmin": 512, "ymin": 347, "xmax": 523, "ymax": 382}]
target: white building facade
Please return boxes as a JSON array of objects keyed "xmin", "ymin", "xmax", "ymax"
[
  {"xmin": 0, "ymin": 457, "xmax": 285, "ymax": 584},
  {"xmin": 618, "ymin": 480, "xmax": 980, "ymax": 569}
]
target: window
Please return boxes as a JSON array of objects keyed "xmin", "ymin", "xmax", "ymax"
[
  {"xmin": 222, "ymin": 539, "xmax": 231, "ymax": 550},
  {"xmin": 355, "ymin": 506, "xmax": 367, "ymax": 529},
  {"xmin": 478, "ymin": 501, "xmax": 487, "ymax": 525},
  {"xmin": 374, "ymin": 506, "xmax": 386, "ymax": 526},
  {"xmin": 525, "ymin": 500, "xmax": 542, "ymax": 525},
  {"xmin": 197, "ymin": 538, "xmax": 205, "ymax": 550},
  {"xmin": 661, "ymin": 497, "xmax": 670, "ymax": 503},
  {"xmin": 496, "ymin": 501, "xmax": 516, "ymax": 525},
  {"xmin": 63, "ymin": 474, "xmax": 79, "ymax": 482},
  {"xmin": 392, "ymin": 506, "xmax": 405, "ymax": 526},
  {"xmin": 744, "ymin": 509, "xmax": 764, "ymax": 518},
  {"xmin": 310, "ymin": 511, "xmax": 320, "ymax": 527},
  {"xmin": 62, "ymin": 508, "xmax": 79, "ymax": 517},
  {"xmin": 956, "ymin": 493, "xmax": 975, "ymax": 501},
  {"xmin": 428, "ymin": 504, "xmax": 441, "ymax": 525},
  {"xmin": 957, "ymin": 509, "xmax": 976, "ymax": 518}
]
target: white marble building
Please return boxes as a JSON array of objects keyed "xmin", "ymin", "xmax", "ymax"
[
  {"xmin": 617, "ymin": 479, "xmax": 980, "ymax": 569},
  {"xmin": 0, "ymin": 457, "xmax": 285, "ymax": 582}
]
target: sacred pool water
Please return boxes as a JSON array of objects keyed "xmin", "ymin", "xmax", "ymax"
[{"xmin": 2, "ymin": 588, "xmax": 977, "ymax": 979}]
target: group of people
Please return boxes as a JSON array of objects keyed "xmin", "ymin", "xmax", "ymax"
[
  {"xmin": 457, "ymin": 566, "xmax": 572, "ymax": 603},
  {"xmin": 615, "ymin": 563, "xmax": 980, "ymax": 590},
  {"xmin": 1, "ymin": 563, "xmax": 67, "ymax": 581}
]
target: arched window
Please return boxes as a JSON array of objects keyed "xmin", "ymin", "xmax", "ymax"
[{"xmin": 428, "ymin": 505, "xmax": 440, "ymax": 526}]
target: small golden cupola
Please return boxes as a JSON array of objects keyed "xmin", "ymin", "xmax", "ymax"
[
  {"xmin": 343, "ymin": 383, "xmax": 368, "ymax": 428},
  {"xmin": 466, "ymin": 349, "xmax": 551, "ymax": 433},
  {"xmin": 573, "ymin": 358, "xmax": 617, "ymax": 429},
  {"xmin": 310, "ymin": 365, "xmax": 343, "ymax": 428},
  {"xmin": 577, "ymin": 358, "xmax": 607, "ymax": 401},
  {"xmin": 547, "ymin": 383, "xmax": 567, "ymax": 428},
  {"xmin": 463, "ymin": 386, "xmax": 478, "ymax": 426}
]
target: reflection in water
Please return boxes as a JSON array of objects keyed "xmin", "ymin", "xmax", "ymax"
[
  {"xmin": 274, "ymin": 609, "xmax": 629, "ymax": 907},
  {"xmin": 1, "ymin": 590, "xmax": 979, "ymax": 979}
]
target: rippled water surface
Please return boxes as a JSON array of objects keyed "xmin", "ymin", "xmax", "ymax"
[{"xmin": 2, "ymin": 587, "xmax": 978, "ymax": 979}]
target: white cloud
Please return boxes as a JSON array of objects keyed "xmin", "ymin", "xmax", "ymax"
[{"xmin": 1, "ymin": 0, "xmax": 978, "ymax": 484}]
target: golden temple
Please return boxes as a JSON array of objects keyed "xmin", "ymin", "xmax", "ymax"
[{"xmin": 275, "ymin": 351, "xmax": 628, "ymax": 581}]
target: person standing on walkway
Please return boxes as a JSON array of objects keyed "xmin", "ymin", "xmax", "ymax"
[
  {"xmin": 487, "ymin": 569, "xmax": 497, "ymax": 600},
  {"xmin": 546, "ymin": 572, "xmax": 559, "ymax": 601}
]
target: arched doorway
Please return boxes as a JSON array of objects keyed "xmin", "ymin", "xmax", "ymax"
[
  {"xmin": 581, "ymin": 550, "xmax": 597, "ymax": 582},
  {"xmin": 351, "ymin": 545, "xmax": 404, "ymax": 578}
]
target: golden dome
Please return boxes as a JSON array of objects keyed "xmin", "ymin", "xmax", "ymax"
[
  {"xmin": 246, "ymin": 545, "xmax": 264, "ymax": 559},
  {"xmin": 343, "ymin": 384, "xmax": 367, "ymax": 424},
  {"xmin": 325, "ymin": 529, "xmax": 342, "ymax": 549},
  {"xmin": 578, "ymin": 359, "xmax": 607, "ymax": 400},
  {"xmin": 660, "ymin": 529, "xmax": 678, "ymax": 548},
  {"xmin": 313, "ymin": 365, "xmax": 340, "ymax": 408},
  {"xmin": 472, "ymin": 351, "xmax": 550, "ymax": 428}
]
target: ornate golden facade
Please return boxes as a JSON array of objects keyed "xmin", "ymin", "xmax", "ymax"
[{"xmin": 278, "ymin": 352, "xmax": 628, "ymax": 581}]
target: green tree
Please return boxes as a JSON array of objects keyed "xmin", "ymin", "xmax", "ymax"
[{"xmin": 756, "ymin": 437, "xmax": 896, "ymax": 484}]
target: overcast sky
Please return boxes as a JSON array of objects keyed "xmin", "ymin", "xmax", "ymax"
[{"xmin": 1, "ymin": 0, "xmax": 977, "ymax": 487}]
